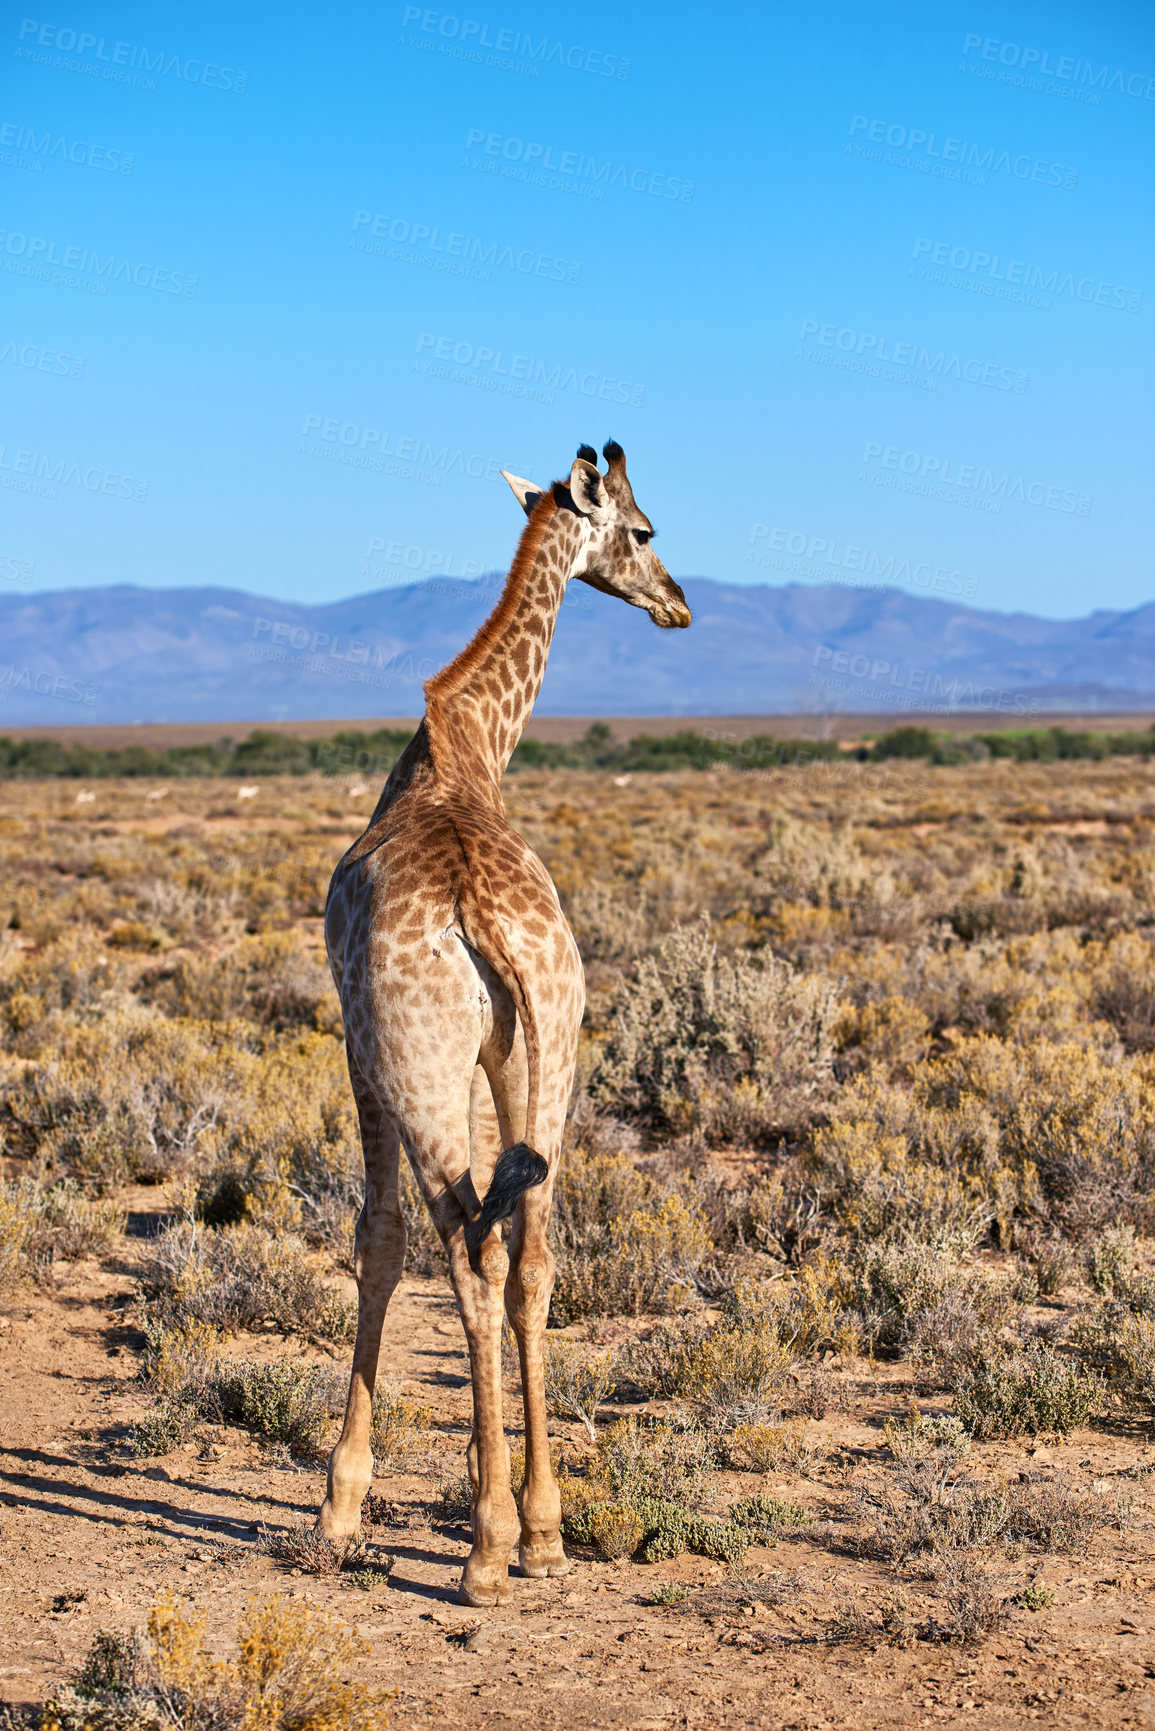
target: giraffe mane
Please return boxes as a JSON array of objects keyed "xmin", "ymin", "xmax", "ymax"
[{"xmin": 423, "ymin": 483, "xmax": 563, "ymax": 712}]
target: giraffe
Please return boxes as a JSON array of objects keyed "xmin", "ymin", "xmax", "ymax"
[{"xmin": 316, "ymin": 440, "xmax": 691, "ymax": 1607}]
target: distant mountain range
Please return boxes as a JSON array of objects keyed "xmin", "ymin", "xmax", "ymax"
[{"xmin": 1, "ymin": 578, "xmax": 1154, "ymax": 726}]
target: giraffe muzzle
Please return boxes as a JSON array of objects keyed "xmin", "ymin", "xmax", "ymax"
[{"xmin": 649, "ymin": 594, "xmax": 692, "ymax": 629}]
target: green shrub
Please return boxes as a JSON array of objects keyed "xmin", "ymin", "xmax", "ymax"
[
  {"xmin": 730, "ymin": 1492, "xmax": 808, "ymax": 1540},
  {"xmin": 953, "ymin": 1341, "xmax": 1101, "ymax": 1438},
  {"xmin": 132, "ymin": 1318, "xmax": 340, "ymax": 1458},
  {"xmin": 594, "ymin": 1416, "xmax": 713, "ymax": 1504},
  {"xmin": 564, "ymin": 1493, "xmax": 748, "ymax": 1567},
  {"xmin": 211, "ymin": 1360, "xmax": 340, "ymax": 1456}
]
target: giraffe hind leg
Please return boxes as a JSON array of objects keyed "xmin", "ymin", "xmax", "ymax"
[{"xmin": 463, "ymin": 1143, "xmax": 548, "ymax": 1271}]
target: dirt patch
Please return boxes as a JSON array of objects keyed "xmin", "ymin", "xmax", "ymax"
[{"xmin": 1, "ymin": 1233, "xmax": 1153, "ymax": 1729}]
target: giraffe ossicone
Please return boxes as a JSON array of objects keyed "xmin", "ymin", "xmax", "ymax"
[{"xmin": 317, "ymin": 441, "xmax": 690, "ymax": 1606}]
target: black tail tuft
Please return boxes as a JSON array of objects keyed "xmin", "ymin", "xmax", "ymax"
[{"xmin": 464, "ymin": 1142, "xmax": 549, "ymax": 1271}]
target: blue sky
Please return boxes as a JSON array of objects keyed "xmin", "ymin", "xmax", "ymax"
[{"xmin": 2, "ymin": 0, "xmax": 1153, "ymax": 620}]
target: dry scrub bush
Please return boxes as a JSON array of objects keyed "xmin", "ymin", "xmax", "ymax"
[
  {"xmin": 861, "ymin": 1422, "xmax": 1102, "ymax": 1575},
  {"xmin": 808, "ymin": 1035, "xmax": 1155, "ymax": 1244},
  {"xmin": 137, "ymin": 1220, "xmax": 354, "ymax": 1344},
  {"xmin": 261, "ymin": 1523, "xmax": 368, "ymax": 1576},
  {"xmin": 368, "ymin": 1381, "xmax": 432, "ymax": 1468},
  {"xmin": 44, "ymin": 1593, "xmax": 393, "ymax": 1730},
  {"xmin": 132, "ymin": 1321, "xmax": 342, "ymax": 1458},
  {"xmin": 1072, "ymin": 1252, "xmax": 1155, "ymax": 1417},
  {"xmin": 549, "ymin": 1145, "xmax": 711, "ymax": 1321},
  {"xmin": 845, "ymin": 1241, "xmax": 1021, "ymax": 1386},
  {"xmin": 3, "ymin": 990, "xmax": 359, "ymax": 1222},
  {"xmin": 589, "ymin": 922, "xmax": 838, "ymax": 1147},
  {"xmin": 727, "ymin": 1419, "xmax": 813, "ymax": 1473},
  {"xmin": 630, "ymin": 1307, "xmax": 795, "ymax": 1432},
  {"xmin": 0, "ymin": 1187, "xmax": 29, "ymax": 1297},
  {"xmin": 923, "ymin": 1555, "xmax": 1013, "ymax": 1644},
  {"xmin": 139, "ymin": 931, "xmax": 335, "ymax": 1032},
  {"xmin": 0, "ymin": 1178, "xmax": 123, "ymax": 1293},
  {"xmin": 542, "ymin": 1337, "xmax": 618, "ymax": 1440},
  {"xmin": 587, "ymin": 1504, "xmax": 646, "ymax": 1561}
]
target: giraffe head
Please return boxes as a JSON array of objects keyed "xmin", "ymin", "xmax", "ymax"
[{"xmin": 501, "ymin": 441, "xmax": 691, "ymax": 630}]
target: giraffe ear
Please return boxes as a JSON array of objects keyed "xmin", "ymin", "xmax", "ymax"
[
  {"xmin": 568, "ymin": 457, "xmax": 610, "ymax": 520},
  {"xmin": 500, "ymin": 470, "xmax": 546, "ymax": 517}
]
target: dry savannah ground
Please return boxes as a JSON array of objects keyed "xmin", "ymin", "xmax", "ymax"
[{"xmin": 1, "ymin": 744, "xmax": 1154, "ymax": 1729}]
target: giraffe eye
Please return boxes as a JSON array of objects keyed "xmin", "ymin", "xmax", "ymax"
[{"xmin": 632, "ymin": 529, "xmax": 651, "ymax": 546}]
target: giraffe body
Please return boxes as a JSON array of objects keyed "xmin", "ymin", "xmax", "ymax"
[{"xmin": 317, "ymin": 444, "xmax": 690, "ymax": 1605}]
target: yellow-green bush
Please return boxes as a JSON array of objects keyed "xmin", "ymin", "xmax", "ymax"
[
  {"xmin": 550, "ymin": 1145, "xmax": 712, "ymax": 1320},
  {"xmin": 807, "ymin": 1035, "xmax": 1155, "ymax": 1242},
  {"xmin": 44, "ymin": 1593, "xmax": 394, "ymax": 1730}
]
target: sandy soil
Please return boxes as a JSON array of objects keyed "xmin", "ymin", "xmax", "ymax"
[{"xmin": 1, "ymin": 1202, "xmax": 1153, "ymax": 1730}]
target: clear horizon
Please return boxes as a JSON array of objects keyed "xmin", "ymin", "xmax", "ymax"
[{"xmin": 3, "ymin": 0, "xmax": 1153, "ymax": 622}]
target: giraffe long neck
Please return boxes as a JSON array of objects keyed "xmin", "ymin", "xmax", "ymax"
[{"xmin": 423, "ymin": 496, "xmax": 581, "ymax": 795}]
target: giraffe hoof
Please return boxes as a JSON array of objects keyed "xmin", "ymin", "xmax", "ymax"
[
  {"xmin": 459, "ymin": 1556, "xmax": 514, "ymax": 1607},
  {"xmin": 519, "ymin": 1536, "xmax": 571, "ymax": 1578},
  {"xmin": 315, "ymin": 1504, "xmax": 363, "ymax": 1543}
]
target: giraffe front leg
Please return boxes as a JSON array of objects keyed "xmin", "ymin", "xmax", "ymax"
[
  {"xmin": 449, "ymin": 1227, "xmax": 521, "ymax": 1607},
  {"xmin": 318, "ymin": 1120, "xmax": 407, "ymax": 1539},
  {"xmin": 506, "ymin": 1194, "xmax": 570, "ymax": 1579}
]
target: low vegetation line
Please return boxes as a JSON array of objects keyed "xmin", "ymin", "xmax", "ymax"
[{"xmin": 1, "ymin": 720, "xmax": 1153, "ymax": 780}]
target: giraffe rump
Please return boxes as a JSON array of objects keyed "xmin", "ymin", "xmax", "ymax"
[{"xmin": 463, "ymin": 1142, "xmax": 549, "ymax": 1272}]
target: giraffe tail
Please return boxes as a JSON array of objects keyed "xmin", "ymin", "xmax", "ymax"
[{"xmin": 463, "ymin": 1142, "xmax": 549, "ymax": 1272}]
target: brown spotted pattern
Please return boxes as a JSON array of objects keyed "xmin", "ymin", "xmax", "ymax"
[{"xmin": 316, "ymin": 445, "xmax": 690, "ymax": 1607}]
